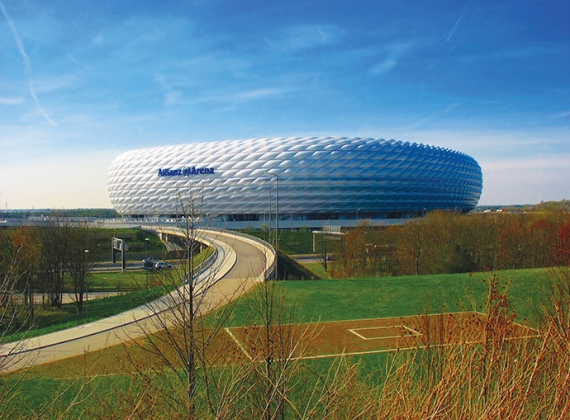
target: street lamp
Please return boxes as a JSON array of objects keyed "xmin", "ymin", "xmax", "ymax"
[
  {"xmin": 84, "ymin": 249, "xmax": 89, "ymax": 315},
  {"xmin": 264, "ymin": 171, "xmax": 279, "ymax": 279},
  {"xmin": 145, "ymin": 238, "xmax": 149, "ymax": 293},
  {"xmin": 267, "ymin": 171, "xmax": 279, "ymax": 253}
]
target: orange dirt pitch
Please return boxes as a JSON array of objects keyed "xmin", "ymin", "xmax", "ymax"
[{"xmin": 225, "ymin": 312, "xmax": 538, "ymax": 360}]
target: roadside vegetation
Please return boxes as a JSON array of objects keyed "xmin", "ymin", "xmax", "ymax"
[{"xmin": 0, "ymin": 219, "xmax": 213, "ymax": 342}]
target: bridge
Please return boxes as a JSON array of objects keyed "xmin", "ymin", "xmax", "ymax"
[{"xmin": 0, "ymin": 228, "xmax": 275, "ymax": 374}]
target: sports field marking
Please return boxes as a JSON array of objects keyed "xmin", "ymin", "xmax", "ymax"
[
  {"xmin": 224, "ymin": 327, "xmax": 253, "ymax": 360},
  {"xmin": 349, "ymin": 325, "xmax": 421, "ymax": 341},
  {"xmin": 225, "ymin": 312, "xmax": 540, "ymax": 362}
]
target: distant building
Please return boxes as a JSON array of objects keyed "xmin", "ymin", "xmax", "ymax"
[{"xmin": 107, "ymin": 137, "xmax": 482, "ymax": 228}]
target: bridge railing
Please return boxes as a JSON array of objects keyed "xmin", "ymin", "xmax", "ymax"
[{"xmin": 199, "ymin": 227, "xmax": 277, "ymax": 280}]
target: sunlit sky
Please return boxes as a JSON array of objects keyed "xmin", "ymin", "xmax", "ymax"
[{"xmin": 1, "ymin": 0, "xmax": 569, "ymax": 210}]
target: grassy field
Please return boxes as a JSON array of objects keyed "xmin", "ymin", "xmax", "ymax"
[
  {"xmin": 4, "ymin": 267, "xmax": 559, "ymax": 418},
  {"xmin": 230, "ymin": 268, "xmax": 551, "ymax": 327},
  {"xmin": 242, "ymin": 229, "xmax": 314, "ymax": 255},
  {"xmin": 85, "ymin": 270, "xmax": 152, "ymax": 291},
  {"xmin": 14, "ymin": 267, "xmax": 553, "ymax": 368}
]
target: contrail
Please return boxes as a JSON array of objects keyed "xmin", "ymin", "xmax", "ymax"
[
  {"xmin": 0, "ymin": 2, "xmax": 56, "ymax": 125},
  {"xmin": 446, "ymin": 0, "xmax": 471, "ymax": 43}
]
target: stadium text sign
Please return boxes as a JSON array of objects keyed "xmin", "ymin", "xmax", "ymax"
[{"xmin": 158, "ymin": 167, "xmax": 215, "ymax": 177}]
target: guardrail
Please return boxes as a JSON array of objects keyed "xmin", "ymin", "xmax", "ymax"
[
  {"xmin": 199, "ymin": 226, "xmax": 277, "ymax": 280},
  {"xmin": 191, "ymin": 247, "xmax": 219, "ymax": 283},
  {"xmin": 151, "ymin": 225, "xmax": 276, "ymax": 282}
]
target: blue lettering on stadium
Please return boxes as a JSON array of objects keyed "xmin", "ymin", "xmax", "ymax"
[{"xmin": 158, "ymin": 167, "xmax": 215, "ymax": 177}]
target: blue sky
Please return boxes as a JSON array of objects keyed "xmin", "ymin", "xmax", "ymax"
[{"xmin": 1, "ymin": 0, "xmax": 569, "ymax": 209}]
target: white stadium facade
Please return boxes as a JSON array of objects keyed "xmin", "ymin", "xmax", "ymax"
[{"xmin": 107, "ymin": 137, "xmax": 483, "ymax": 229}]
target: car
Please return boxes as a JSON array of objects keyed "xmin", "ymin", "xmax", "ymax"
[
  {"xmin": 155, "ymin": 261, "xmax": 174, "ymax": 269},
  {"xmin": 142, "ymin": 257, "xmax": 159, "ymax": 269}
]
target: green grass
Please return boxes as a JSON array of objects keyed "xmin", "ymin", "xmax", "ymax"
[
  {"xmin": 9, "ymin": 267, "xmax": 551, "ymax": 344},
  {"xmin": 6, "ymin": 285, "xmax": 173, "ymax": 342},
  {"xmin": 5, "ymin": 267, "xmax": 557, "ymax": 417},
  {"xmin": 230, "ymin": 268, "xmax": 552, "ymax": 326},
  {"xmin": 85, "ymin": 270, "xmax": 151, "ymax": 291},
  {"xmin": 302, "ymin": 261, "xmax": 332, "ymax": 279},
  {"xmin": 241, "ymin": 229, "xmax": 314, "ymax": 255}
]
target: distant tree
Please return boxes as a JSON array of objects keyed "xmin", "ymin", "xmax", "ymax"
[
  {"xmin": 555, "ymin": 222, "xmax": 570, "ymax": 267},
  {"xmin": 421, "ymin": 211, "xmax": 459, "ymax": 274},
  {"xmin": 9, "ymin": 227, "xmax": 41, "ymax": 324},
  {"xmin": 36, "ymin": 217, "xmax": 68, "ymax": 308},
  {"xmin": 496, "ymin": 214, "xmax": 529, "ymax": 270},
  {"xmin": 314, "ymin": 230, "xmax": 336, "ymax": 273},
  {"xmin": 64, "ymin": 224, "xmax": 96, "ymax": 313},
  {"xmin": 395, "ymin": 219, "xmax": 426, "ymax": 276},
  {"xmin": 528, "ymin": 217, "xmax": 558, "ymax": 267}
]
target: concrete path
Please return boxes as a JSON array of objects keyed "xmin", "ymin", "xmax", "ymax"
[{"xmin": 0, "ymin": 229, "xmax": 275, "ymax": 374}]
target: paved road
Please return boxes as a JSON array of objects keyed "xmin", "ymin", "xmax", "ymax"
[{"xmin": 0, "ymin": 229, "xmax": 274, "ymax": 374}]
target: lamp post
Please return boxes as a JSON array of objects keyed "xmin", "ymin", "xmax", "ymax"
[
  {"xmin": 268, "ymin": 172, "xmax": 279, "ymax": 252},
  {"xmin": 265, "ymin": 171, "xmax": 279, "ymax": 279},
  {"xmin": 84, "ymin": 249, "xmax": 89, "ymax": 315},
  {"xmin": 145, "ymin": 238, "xmax": 149, "ymax": 294}
]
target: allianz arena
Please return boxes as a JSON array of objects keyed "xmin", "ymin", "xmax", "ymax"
[{"xmin": 107, "ymin": 137, "xmax": 482, "ymax": 228}]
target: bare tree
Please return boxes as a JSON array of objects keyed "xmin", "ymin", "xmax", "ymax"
[
  {"xmin": 314, "ymin": 231, "xmax": 333, "ymax": 272},
  {"xmin": 0, "ymin": 227, "xmax": 39, "ymax": 418},
  {"xmin": 64, "ymin": 223, "xmax": 96, "ymax": 313},
  {"xmin": 36, "ymin": 215, "xmax": 68, "ymax": 308},
  {"xmin": 395, "ymin": 218, "xmax": 426, "ymax": 275},
  {"xmin": 119, "ymin": 189, "xmax": 256, "ymax": 418}
]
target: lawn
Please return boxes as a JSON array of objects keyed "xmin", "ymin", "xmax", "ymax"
[
  {"xmin": 230, "ymin": 268, "xmax": 552, "ymax": 327},
  {"xmin": 4, "ymin": 267, "xmax": 559, "ymax": 417}
]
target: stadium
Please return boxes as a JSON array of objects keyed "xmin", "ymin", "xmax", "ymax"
[{"xmin": 107, "ymin": 137, "xmax": 483, "ymax": 229}]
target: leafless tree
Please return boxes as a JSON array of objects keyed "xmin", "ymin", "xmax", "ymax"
[
  {"xmin": 64, "ymin": 224, "xmax": 95, "ymax": 313},
  {"xmin": 118, "ymin": 189, "xmax": 256, "ymax": 418}
]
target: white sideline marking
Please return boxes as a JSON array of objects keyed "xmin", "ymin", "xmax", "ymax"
[
  {"xmin": 224, "ymin": 327, "xmax": 253, "ymax": 361},
  {"xmin": 349, "ymin": 325, "xmax": 421, "ymax": 341}
]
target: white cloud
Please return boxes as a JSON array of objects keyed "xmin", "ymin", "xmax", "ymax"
[
  {"xmin": 33, "ymin": 73, "xmax": 82, "ymax": 95},
  {"xmin": 270, "ymin": 24, "xmax": 344, "ymax": 52},
  {"xmin": 370, "ymin": 42, "xmax": 415, "ymax": 75},
  {"xmin": 164, "ymin": 90, "xmax": 182, "ymax": 106},
  {"xmin": 233, "ymin": 88, "xmax": 287, "ymax": 101},
  {"xmin": 186, "ymin": 87, "xmax": 290, "ymax": 106},
  {"xmin": 553, "ymin": 110, "xmax": 570, "ymax": 120},
  {"xmin": 406, "ymin": 103, "xmax": 461, "ymax": 129},
  {"xmin": 0, "ymin": 96, "xmax": 24, "ymax": 105}
]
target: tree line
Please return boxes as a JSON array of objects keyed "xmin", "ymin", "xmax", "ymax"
[
  {"xmin": 323, "ymin": 210, "xmax": 570, "ymax": 278},
  {"xmin": 0, "ymin": 218, "xmax": 97, "ymax": 333}
]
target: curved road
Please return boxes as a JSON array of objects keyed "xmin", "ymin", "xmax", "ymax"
[{"xmin": 0, "ymin": 229, "xmax": 275, "ymax": 374}]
